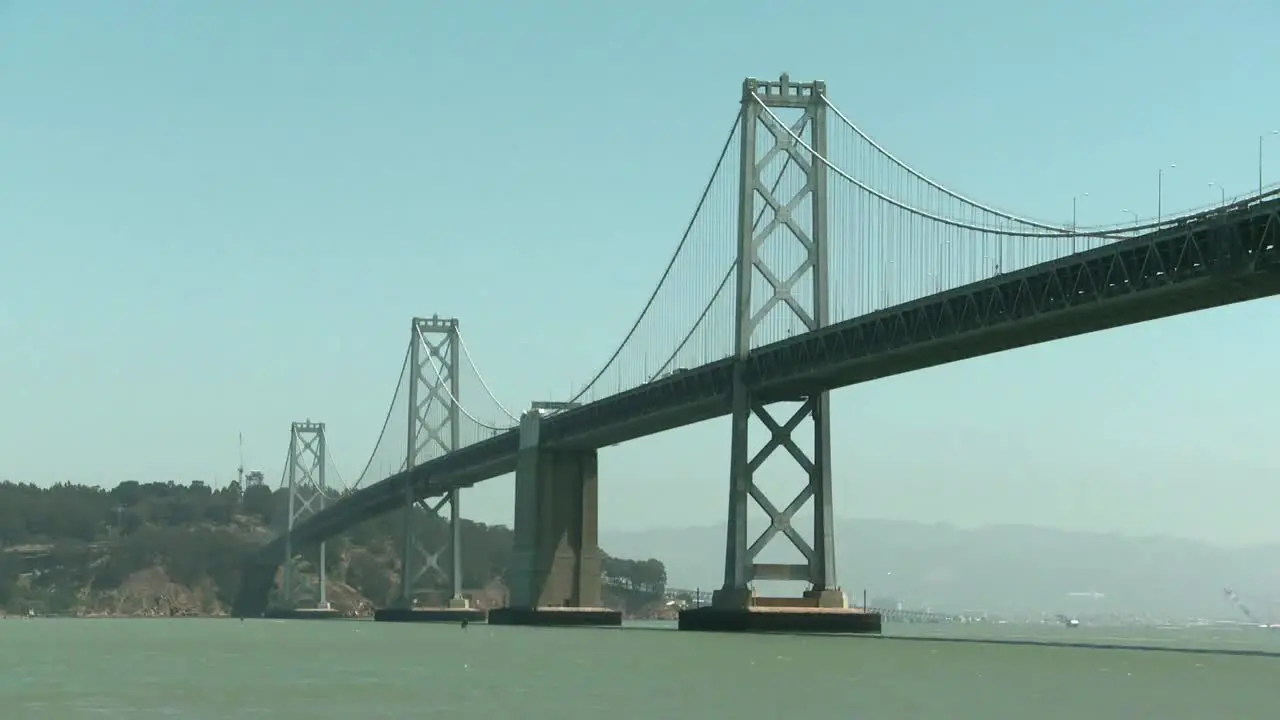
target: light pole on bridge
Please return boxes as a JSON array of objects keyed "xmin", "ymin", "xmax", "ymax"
[
  {"xmin": 1071, "ymin": 192, "xmax": 1089, "ymax": 253},
  {"xmin": 1157, "ymin": 163, "xmax": 1177, "ymax": 223},
  {"xmin": 1261, "ymin": 130, "xmax": 1278, "ymax": 195},
  {"xmin": 1208, "ymin": 181, "xmax": 1226, "ymax": 205},
  {"xmin": 1121, "ymin": 208, "xmax": 1139, "ymax": 224}
]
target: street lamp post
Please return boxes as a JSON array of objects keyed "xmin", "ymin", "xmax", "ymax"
[
  {"xmin": 1071, "ymin": 193, "xmax": 1089, "ymax": 252},
  {"xmin": 1261, "ymin": 131, "xmax": 1278, "ymax": 195},
  {"xmin": 1208, "ymin": 182, "xmax": 1226, "ymax": 205},
  {"xmin": 1158, "ymin": 163, "xmax": 1177, "ymax": 223},
  {"xmin": 1121, "ymin": 208, "xmax": 1139, "ymax": 223}
]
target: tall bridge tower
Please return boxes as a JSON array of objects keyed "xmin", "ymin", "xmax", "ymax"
[
  {"xmin": 396, "ymin": 315, "xmax": 469, "ymax": 609},
  {"xmin": 715, "ymin": 74, "xmax": 846, "ymax": 610},
  {"xmin": 280, "ymin": 420, "xmax": 331, "ymax": 610}
]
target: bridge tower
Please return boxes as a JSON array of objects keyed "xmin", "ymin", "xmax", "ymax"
[
  {"xmin": 280, "ymin": 420, "xmax": 331, "ymax": 610},
  {"xmin": 394, "ymin": 315, "xmax": 470, "ymax": 611},
  {"xmin": 713, "ymin": 74, "xmax": 847, "ymax": 613}
]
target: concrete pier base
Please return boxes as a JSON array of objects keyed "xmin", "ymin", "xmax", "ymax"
[
  {"xmin": 680, "ymin": 588, "xmax": 880, "ymax": 634},
  {"xmin": 678, "ymin": 606, "xmax": 882, "ymax": 634},
  {"xmin": 373, "ymin": 606, "xmax": 487, "ymax": 623},
  {"xmin": 263, "ymin": 607, "xmax": 343, "ymax": 620},
  {"xmin": 374, "ymin": 595, "xmax": 484, "ymax": 623},
  {"xmin": 488, "ymin": 606, "xmax": 622, "ymax": 627}
]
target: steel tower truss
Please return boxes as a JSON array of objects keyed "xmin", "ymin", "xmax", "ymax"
[
  {"xmin": 716, "ymin": 74, "xmax": 844, "ymax": 608},
  {"xmin": 397, "ymin": 315, "xmax": 466, "ymax": 607},
  {"xmin": 281, "ymin": 420, "xmax": 330, "ymax": 609}
]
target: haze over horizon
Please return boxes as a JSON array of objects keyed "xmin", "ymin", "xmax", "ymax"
[
  {"xmin": 600, "ymin": 517, "xmax": 1280, "ymax": 620},
  {"xmin": 5, "ymin": 1, "xmax": 1280, "ymax": 552},
  {"xmin": 606, "ymin": 516, "xmax": 1280, "ymax": 550}
]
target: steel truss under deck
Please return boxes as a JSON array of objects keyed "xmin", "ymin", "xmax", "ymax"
[
  {"xmin": 749, "ymin": 199, "xmax": 1280, "ymax": 397},
  {"xmin": 534, "ymin": 198, "xmax": 1280, "ymax": 452}
]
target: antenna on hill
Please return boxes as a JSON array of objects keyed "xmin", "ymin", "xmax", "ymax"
[{"xmin": 237, "ymin": 432, "xmax": 245, "ymax": 489}]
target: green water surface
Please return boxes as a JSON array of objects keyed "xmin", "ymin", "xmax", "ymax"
[{"xmin": 0, "ymin": 618, "xmax": 1275, "ymax": 718}]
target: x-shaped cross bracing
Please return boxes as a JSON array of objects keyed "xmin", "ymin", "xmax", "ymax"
[
  {"xmin": 722, "ymin": 81, "xmax": 836, "ymax": 593},
  {"xmin": 283, "ymin": 422, "xmax": 328, "ymax": 607},
  {"xmin": 287, "ymin": 431, "xmax": 326, "ymax": 529},
  {"xmin": 411, "ymin": 332, "xmax": 456, "ymax": 462},
  {"xmin": 743, "ymin": 400, "xmax": 818, "ymax": 569},
  {"xmin": 405, "ymin": 494, "xmax": 453, "ymax": 589},
  {"xmin": 745, "ymin": 109, "xmax": 820, "ymax": 337}
]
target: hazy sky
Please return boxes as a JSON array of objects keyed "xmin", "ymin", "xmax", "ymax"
[{"xmin": 3, "ymin": 0, "xmax": 1279, "ymax": 548}]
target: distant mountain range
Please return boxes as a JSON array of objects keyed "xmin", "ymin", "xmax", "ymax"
[{"xmin": 601, "ymin": 519, "xmax": 1280, "ymax": 620}]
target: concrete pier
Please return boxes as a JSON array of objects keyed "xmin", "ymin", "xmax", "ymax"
[
  {"xmin": 373, "ymin": 603, "xmax": 487, "ymax": 624},
  {"xmin": 678, "ymin": 590, "xmax": 882, "ymax": 634},
  {"xmin": 263, "ymin": 607, "xmax": 343, "ymax": 620},
  {"xmin": 493, "ymin": 410, "xmax": 619, "ymax": 627},
  {"xmin": 678, "ymin": 606, "xmax": 882, "ymax": 634},
  {"xmin": 374, "ymin": 589, "xmax": 487, "ymax": 623},
  {"xmin": 488, "ymin": 606, "xmax": 622, "ymax": 627}
]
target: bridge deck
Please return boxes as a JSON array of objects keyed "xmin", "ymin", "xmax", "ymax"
[
  {"xmin": 278, "ymin": 195, "xmax": 1280, "ymax": 553},
  {"xmin": 548, "ymin": 195, "xmax": 1280, "ymax": 446}
]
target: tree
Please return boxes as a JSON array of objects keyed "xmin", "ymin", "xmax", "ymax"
[
  {"xmin": 241, "ymin": 484, "xmax": 275, "ymax": 522},
  {"xmin": 0, "ymin": 478, "xmax": 667, "ymax": 617}
]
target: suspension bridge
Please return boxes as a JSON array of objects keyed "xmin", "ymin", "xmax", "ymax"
[{"xmin": 232, "ymin": 74, "xmax": 1280, "ymax": 633}]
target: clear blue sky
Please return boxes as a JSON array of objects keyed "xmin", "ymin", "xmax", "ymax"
[{"xmin": 3, "ymin": 0, "xmax": 1279, "ymax": 546}]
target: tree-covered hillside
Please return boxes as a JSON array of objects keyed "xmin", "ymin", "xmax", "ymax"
[{"xmin": 0, "ymin": 480, "xmax": 668, "ymax": 617}]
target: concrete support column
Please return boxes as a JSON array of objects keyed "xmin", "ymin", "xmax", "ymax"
[
  {"xmin": 506, "ymin": 410, "xmax": 602, "ymax": 609},
  {"xmin": 491, "ymin": 409, "xmax": 619, "ymax": 626}
]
